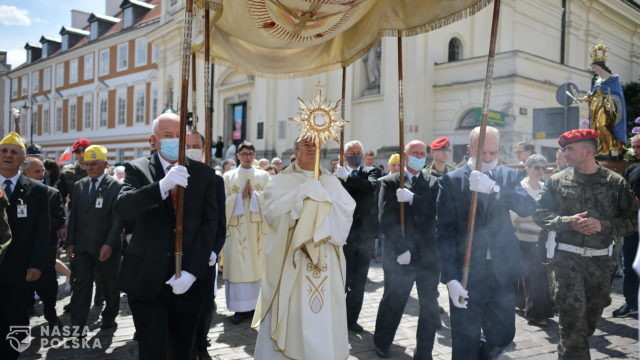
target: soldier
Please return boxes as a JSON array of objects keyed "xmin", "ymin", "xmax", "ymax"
[
  {"xmin": 425, "ymin": 137, "xmax": 454, "ymax": 177},
  {"xmin": 55, "ymin": 138, "xmax": 91, "ymax": 205},
  {"xmin": 533, "ymin": 129, "xmax": 638, "ymax": 359}
]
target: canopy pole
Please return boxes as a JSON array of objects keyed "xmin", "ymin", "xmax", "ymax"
[
  {"xmin": 204, "ymin": 5, "xmax": 212, "ymax": 166},
  {"xmin": 339, "ymin": 66, "xmax": 346, "ymax": 165},
  {"xmin": 397, "ymin": 36, "xmax": 405, "ymax": 236},
  {"xmin": 175, "ymin": 0, "xmax": 194, "ymax": 278},
  {"xmin": 461, "ymin": 0, "xmax": 501, "ymax": 291}
]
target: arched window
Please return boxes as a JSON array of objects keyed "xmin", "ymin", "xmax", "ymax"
[{"xmin": 448, "ymin": 37, "xmax": 462, "ymax": 62}]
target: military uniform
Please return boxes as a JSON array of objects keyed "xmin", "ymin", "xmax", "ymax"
[
  {"xmin": 55, "ymin": 162, "xmax": 87, "ymax": 204},
  {"xmin": 534, "ymin": 166, "xmax": 638, "ymax": 359},
  {"xmin": 425, "ymin": 163, "xmax": 454, "ymax": 178}
]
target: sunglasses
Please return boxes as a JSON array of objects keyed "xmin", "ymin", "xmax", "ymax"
[{"xmin": 531, "ymin": 165, "xmax": 546, "ymax": 171}]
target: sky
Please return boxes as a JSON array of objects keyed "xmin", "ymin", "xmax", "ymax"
[{"xmin": 0, "ymin": 0, "xmax": 105, "ymax": 68}]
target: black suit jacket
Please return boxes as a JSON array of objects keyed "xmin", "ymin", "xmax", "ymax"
[
  {"xmin": 342, "ymin": 166, "xmax": 381, "ymax": 237},
  {"xmin": 67, "ymin": 174, "xmax": 123, "ymax": 254},
  {"xmin": 46, "ymin": 186, "xmax": 65, "ymax": 264},
  {"xmin": 378, "ymin": 170, "xmax": 439, "ymax": 270},
  {"xmin": 0, "ymin": 175, "xmax": 50, "ymax": 287},
  {"xmin": 116, "ymin": 154, "xmax": 223, "ymax": 300},
  {"xmin": 436, "ymin": 165, "xmax": 536, "ymax": 286}
]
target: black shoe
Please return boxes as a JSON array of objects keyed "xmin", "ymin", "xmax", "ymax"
[
  {"xmin": 99, "ymin": 319, "xmax": 117, "ymax": 330},
  {"xmin": 612, "ymin": 304, "xmax": 638, "ymax": 318},
  {"xmin": 231, "ymin": 312, "xmax": 245, "ymax": 324},
  {"xmin": 48, "ymin": 317, "xmax": 63, "ymax": 329},
  {"xmin": 348, "ymin": 323, "xmax": 364, "ymax": 332},
  {"xmin": 63, "ymin": 303, "xmax": 72, "ymax": 313},
  {"xmin": 374, "ymin": 346, "xmax": 390, "ymax": 358}
]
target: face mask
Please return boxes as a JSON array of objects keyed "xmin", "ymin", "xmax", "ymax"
[
  {"xmin": 468, "ymin": 157, "xmax": 498, "ymax": 173},
  {"xmin": 407, "ymin": 155, "xmax": 426, "ymax": 170},
  {"xmin": 185, "ymin": 149, "xmax": 203, "ymax": 162},
  {"xmin": 159, "ymin": 138, "xmax": 180, "ymax": 161},
  {"xmin": 229, "ymin": 166, "xmax": 237, "ymax": 171},
  {"xmin": 346, "ymin": 155, "xmax": 363, "ymax": 167}
]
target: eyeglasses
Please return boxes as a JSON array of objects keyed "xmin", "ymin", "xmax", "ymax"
[
  {"xmin": 531, "ymin": 166, "xmax": 546, "ymax": 171},
  {"xmin": 237, "ymin": 152, "xmax": 255, "ymax": 157},
  {"xmin": 345, "ymin": 151, "xmax": 363, "ymax": 156}
]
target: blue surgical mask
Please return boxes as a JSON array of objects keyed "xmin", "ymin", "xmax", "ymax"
[
  {"xmin": 159, "ymin": 138, "xmax": 180, "ymax": 161},
  {"xmin": 407, "ymin": 155, "xmax": 426, "ymax": 170},
  {"xmin": 346, "ymin": 155, "xmax": 363, "ymax": 167}
]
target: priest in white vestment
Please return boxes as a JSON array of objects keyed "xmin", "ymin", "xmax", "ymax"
[
  {"xmin": 222, "ymin": 142, "xmax": 271, "ymax": 324},
  {"xmin": 252, "ymin": 136, "xmax": 356, "ymax": 360}
]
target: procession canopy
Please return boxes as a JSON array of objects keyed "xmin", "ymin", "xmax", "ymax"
[{"xmin": 192, "ymin": 0, "xmax": 492, "ymax": 78}]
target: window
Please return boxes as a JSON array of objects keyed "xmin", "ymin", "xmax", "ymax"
[
  {"xmin": 117, "ymin": 43, "xmax": 128, "ymax": 71},
  {"xmin": 448, "ymin": 37, "xmax": 462, "ymax": 62},
  {"xmin": 84, "ymin": 54, "xmax": 94, "ymax": 80},
  {"xmin": 99, "ymin": 98, "xmax": 108, "ymax": 127},
  {"xmin": 31, "ymin": 110, "xmax": 37, "ymax": 135},
  {"xmin": 32, "ymin": 72, "xmax": 39, "ymax": 92},
  {"xmin": 55, "ymin": 106, "xmax": 62, "ymax": 132},
  {"xmin": 11, "ymin": 78, "xmax": 17, "ymax": 97},
  {"xmin": 43, "ymin": 68, "xmax": 51, "ymax": 90},
  {"xmin": 135, "ymin": 91, "xmax": 145, "ymax": 123},
  {"xmin": 99, "ymin": 49, "xmax": 109, "ymax": 76},
  {"xmin": 43, "ymin": 107, "xmax": 50, "ymax": 133},
  {"xmin": 124, "ymin": 8, "xmax": 134, "ymax": 28},
  {"xmin": 69, "ymin": 103, "xmax": 77, "ymax": 130},
  {"xmin": 117, "ymin": 96, "xmax": 126, "ymax": 125},
  {"xmin": 278, "ymin": 120, "xmax": 286, "ymax": 139},
  {"xmin": 84, "ymin": 100, "xmax": 92, "ymax": 129},
  {"xmin": 55, "ymin": 63, "xmax": 64, "ymax": 87},
  {"xmin": 21, "ymin": 75, "xmax": 28, "ymax": 96},
  {"xmin": 135, "ymin": 38, "xmax": 148, "ymax": 66},
  {"xmin": 70, "ymin": 59, "xmax": 79, "ymax": 83},
  {"xmin": 152, "ymin": 44, "xmax": 158, "ymax": 63},
  {"xmin": 151, "ymin": 88, "xmax": 158, "ymax": 120}
]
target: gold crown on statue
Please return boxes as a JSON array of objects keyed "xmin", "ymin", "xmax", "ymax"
[{"xmin": 590, "ymin": 43, "xmax": 608, "ymax": 62}]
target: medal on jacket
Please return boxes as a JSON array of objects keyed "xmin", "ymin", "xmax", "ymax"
[
  {"xmin": 17, "ymin": 198, "xmax": 27, "ymax": 218},
  {"xmin": 95, "ymin": 196, "xmax": 103, "ymax": 208}
]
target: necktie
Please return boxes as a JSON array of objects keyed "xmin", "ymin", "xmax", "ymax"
[
  {"xmin": 3, "ymin": 179, "xmax": 12, "ymax": 199},
  {"xmin": 351, "ymin": 169, "xmax": 358, "ymax": 177},
  {"xmin": 411, "ymin": 175, "xmax": 418, "ymax": 185},
  {"xmin": 88, "ymin": 178, "xmax": 98, "ymax": 200}
]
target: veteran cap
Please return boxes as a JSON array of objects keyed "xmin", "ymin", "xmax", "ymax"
[
  {"xmin": 0, "ymin": 132, "xmax": 26, "ymax": 150},
  {"xmin": 72, "ymin": 138, "xmax": 92, "ymax": 153},
  {"xmin": 388, "ymin": 153, "xmax": 400, "ymax": 165},
  {"xmin": 558, "ymin": 129, "xmax": 599, "ymax": 148},
  {"xmin": 84, "ymin": 145, "xmax": 108, "ymax": 161},
  {"xmin": 430, "ymin": 136, "xmax": 450, "ymax": 150}
]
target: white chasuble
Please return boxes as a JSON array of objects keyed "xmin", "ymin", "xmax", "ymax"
[{"xmin": 253, "ymin": 163, "xmax": 355, "ymax": 360}]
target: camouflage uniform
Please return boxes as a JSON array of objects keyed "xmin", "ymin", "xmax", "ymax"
[
  {"xmin": 425, "ymin": 163, "xmax": 455, "ymax": 178},
  {"xmin": 533, "ymin": 167, "xmax": 638, "ymax": 359},
  {"xmin": 55, "ymin": 161, "xmax": 87, "ymax": 205}
]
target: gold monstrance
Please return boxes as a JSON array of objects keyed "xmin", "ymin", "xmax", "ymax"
[{"xmin": 289, "ymin": 86, "xmax": 348, "ymax": 179}]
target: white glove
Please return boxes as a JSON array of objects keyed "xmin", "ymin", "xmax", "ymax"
[
  {"xmin": 334, "ymin": 166, "xmax": 349, "ymax": 181},
  {"xmin": 396, "ymin": 188, "xmax": 414, "ymax": 204},
  {"xmin": 396, "ymin": 250, "xmax": 411, "ymax": 265},
  {"xmin": 160, "ymin": 165, "xmax": 189, "ymax": 194},
  {"xmin": 469, "ymin": 170, "xmax": 495, "ymax": 194},
  {"xmin": 446, "ymin": 280, "xmax": 469, "ymax": 309},
  {"xmin": 208, "ymin": 252, "xmax": 217, "ymax": 266},
  {"xmin": 165, "ymin": 270, "xmax": 196, "ymax": 295},
  {"xmin": 298, "ymin": 179, "xmax": 329, "ymax": 203}
]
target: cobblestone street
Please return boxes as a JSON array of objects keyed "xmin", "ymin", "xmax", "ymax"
[{"xmin": 19, "ymin": 262, "xmax": 639, "ymax": 359}]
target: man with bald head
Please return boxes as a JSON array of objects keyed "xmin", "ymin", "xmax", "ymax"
[
  {"xmin": 117, "ymin": 113, "xmax": 223, "ymax": 359},
  {"xmin": 437, "ymin": 126, "xmax": 537, "ymax": 359},
  {"xmin": 373, "ymin": 140, "xmax": 441, "ymax": 359}
]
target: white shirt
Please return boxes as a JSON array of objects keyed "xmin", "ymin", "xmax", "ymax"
[
  {"xmin": 0, "ymin": 171, "xmax": 21, "ymax": 195},
  {"xmin": 88, "ymin": 173, "xmax": 107, "ymax": 194}
]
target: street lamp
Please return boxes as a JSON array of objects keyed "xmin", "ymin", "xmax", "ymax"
[{"xmin": 10, "ymin": 107, "xmax": 20, "ymax": 134}]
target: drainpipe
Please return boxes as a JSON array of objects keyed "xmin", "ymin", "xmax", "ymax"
[{"xmin": 561, "ymin": 0, "xmax": 567, "ymax": 65}]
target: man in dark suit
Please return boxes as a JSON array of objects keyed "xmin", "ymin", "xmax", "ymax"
[
  {"xmin": 437, "ymin": 126, "xmax": 537, "ymax": 360},
  {"xmin": 0, "ymin": 132, "xmax": 50, "ymax": 360},
  {"xmin": 373, "ymin": 140, "xmax": 441, "ymax": 359},
  {"xmin": 22, "ymin": 157, "xmax": 65, "ymax": 328},
  {"xmin": 333, "ymin": 140, "xmax": 381, "ymax": 332},
  {"xmin": 117, "ymin": 113, "xmax": 223, "ymax": 360},
  {"xmin": 67, "ymin": 145, "xmax": 123, "ymax": 330}
]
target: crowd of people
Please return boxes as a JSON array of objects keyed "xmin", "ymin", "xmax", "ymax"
[{"xmin": 0, "ymin": 111, "xmax": 638, "ymax": 360}]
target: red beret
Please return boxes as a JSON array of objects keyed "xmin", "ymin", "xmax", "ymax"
[
  {"xmin": 430, "ymin": 136, "xmax": 450, "ymax": 150},
  {"xmin": 558, "ymin": 129, "xmax": 598, "ymax": 148},
  {"xmin": 71, "ymin": 138, "xmax": 92, "ymax": 153}
]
